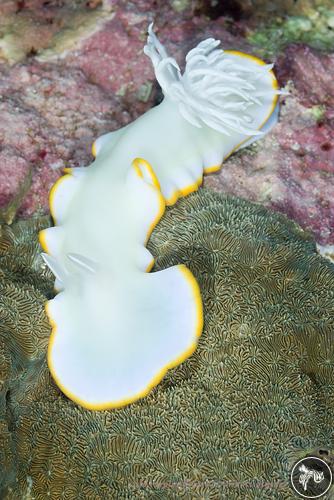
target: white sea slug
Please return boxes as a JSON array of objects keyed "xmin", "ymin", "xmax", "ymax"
[{"xmin": 39, "ymin": 24, "xmax": 281, "ymax": 410}]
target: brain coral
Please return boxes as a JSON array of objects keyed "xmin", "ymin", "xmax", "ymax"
[{"xmin": 0, "ymin": 189, "xmax": 333, "ymax": 499}]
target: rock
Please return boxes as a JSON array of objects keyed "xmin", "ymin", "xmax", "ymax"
[{"xmin": 0, "ymin": 0, "xmax": 111, "ymax": 64}]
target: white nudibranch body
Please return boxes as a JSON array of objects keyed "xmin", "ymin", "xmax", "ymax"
[{"xmin": 40, "ymin": 24, "xmax": 281, "ymax": 410}]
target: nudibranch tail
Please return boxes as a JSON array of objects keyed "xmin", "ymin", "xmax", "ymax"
[
  {"xmin": 46, "ymin": 262, "xmax": 202, "ymax": 410},
  {"xmin": 42, "ymin": 155, "xmax": 202, "ymax": 409}
]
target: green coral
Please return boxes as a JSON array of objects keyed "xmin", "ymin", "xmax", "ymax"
[
  {"xmin": 0, "ymin": 190, "xmax": 334, "ymax": 499},
  {"xmin": 248, "ymin": 6, "xmax": 334, "ymax": 56}
]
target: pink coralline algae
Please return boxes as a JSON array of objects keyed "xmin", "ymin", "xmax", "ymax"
[
  {"xmin": 277, "ymin": 44, "xmax": 334, "ymax": 110},
  {"xmin": 61, "ymin": 5, "xmax": 251, "ymax": 98},
  {"xmin": 0, "ymin": 62, "xmax": 130, "ymax": 219}
]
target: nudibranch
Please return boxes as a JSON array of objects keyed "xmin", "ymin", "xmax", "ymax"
[{"xmin": 39, "ymin": 24, "xmax": 282, "ymax": 410}]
